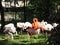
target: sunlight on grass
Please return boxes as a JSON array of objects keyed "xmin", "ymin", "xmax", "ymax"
[{"xmin": 0, "ymin": 33, "xmax": 51, "ymax": 45}]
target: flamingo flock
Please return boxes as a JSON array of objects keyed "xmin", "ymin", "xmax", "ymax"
[{"xmin": 0, "ymin": 20, "xmax": 59, "ymax": 39}]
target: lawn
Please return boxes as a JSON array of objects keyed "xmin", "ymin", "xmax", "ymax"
[{"xmin": 0, "ymin": 33, "xmax": 51, "ymax": 45}]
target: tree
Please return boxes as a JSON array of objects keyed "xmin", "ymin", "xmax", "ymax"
[
  {"xmin": 27, "ymin": 0, "xmax": 60, "ymax": 23},
  {"xmin": 0, "ymin": 0, "xmax": 5, "ymax": 33}
]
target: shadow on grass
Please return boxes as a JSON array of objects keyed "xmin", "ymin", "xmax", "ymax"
[
  {"xmin": 0, "ymin": 39, "xmax": 12, "ymax": 45},
  {"xmin": 46, "ymin": 25, "xmax": 60, "ymax": 45},
  {"xmin": 0, "ymin": 39, "xmax": 47, "ymax": 45}
]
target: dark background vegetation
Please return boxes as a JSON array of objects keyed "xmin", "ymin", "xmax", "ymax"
[{"xmin": 0, "ymin": 0, "xmax": 60, "ymax": 45}]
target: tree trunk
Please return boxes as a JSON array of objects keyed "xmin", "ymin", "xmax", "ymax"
[
  {"xmin": 0, "ymin": 0, "xmax": 5, "ymax": 33},
  {"xmin": 24, "ymin": 0, "xmax": 26, "ymax": 22}
]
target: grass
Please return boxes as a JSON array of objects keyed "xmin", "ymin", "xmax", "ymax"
[{"xmin": 0, "ymin": 33, "xmax": 51, "ymax": 45}]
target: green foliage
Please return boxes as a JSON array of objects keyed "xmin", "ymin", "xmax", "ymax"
[
  {"xmin": 27, "ymin": 0, "xmax": 60, "ymax": 23},
  {"xmin": 3, "ymin": 0, "xmax": 60, "ymax": 23}
]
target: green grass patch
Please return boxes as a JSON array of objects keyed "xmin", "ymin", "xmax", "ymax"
[{"xmin": 0, "ymin": 33, "xmax": 51, "ymax": 45}]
